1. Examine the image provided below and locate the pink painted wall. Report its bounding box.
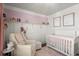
[4,8,48,24]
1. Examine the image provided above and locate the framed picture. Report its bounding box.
[63,12,75,26]
[53,16,61,27]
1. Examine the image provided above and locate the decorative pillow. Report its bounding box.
[15,32,26,45]
[21,32,27,40]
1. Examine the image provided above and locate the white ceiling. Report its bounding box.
[5,3,77,15]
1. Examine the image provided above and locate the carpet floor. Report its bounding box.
[35,46,65,56]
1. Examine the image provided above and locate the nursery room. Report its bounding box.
[0,3,79,56]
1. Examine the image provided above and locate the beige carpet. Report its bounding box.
[35,46,65,56]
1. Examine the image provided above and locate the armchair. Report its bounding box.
[9,32,36,56]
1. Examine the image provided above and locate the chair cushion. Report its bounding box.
[15,32,26,45]
[10,33,18,44]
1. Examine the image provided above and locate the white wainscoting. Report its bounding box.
[5,22,53,44]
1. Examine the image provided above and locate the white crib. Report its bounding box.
[47,35,79,56]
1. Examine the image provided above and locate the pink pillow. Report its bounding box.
[15,32,26,45]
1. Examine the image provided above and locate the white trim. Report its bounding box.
[4,4,47,17]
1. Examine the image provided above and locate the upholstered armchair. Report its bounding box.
[9,32,36,56]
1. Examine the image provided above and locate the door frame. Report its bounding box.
[0,3,3,56]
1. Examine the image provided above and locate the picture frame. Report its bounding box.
[63,12,75,26]
[53,16,61,27]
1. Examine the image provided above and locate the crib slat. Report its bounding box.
[68,40,71,55]
[71,40,74,56]
[70,41,72,55]
[55,39,57,48]
[66,40,67,54]
[60,39,61,50]
[62,39,64,52]
[64,40,66,53]
[67,40,69,54]
[59,39,60,50]
[60,39,62,51]
[56,39,58,49]
[57,39,59,49]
